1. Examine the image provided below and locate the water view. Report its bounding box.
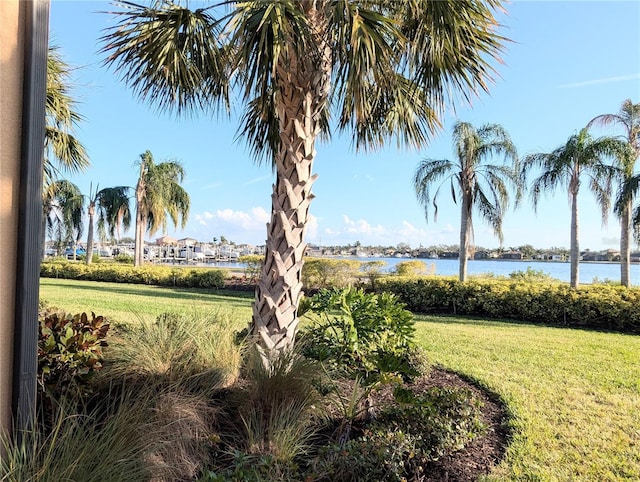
[203,257,637,286]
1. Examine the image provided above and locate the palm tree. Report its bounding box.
[45,46,90,188]
[587,100,640,287]
[41,47,91,259]
[43,179,84,258]
[522,128,628,288]
[413,122,520,281]
[85,184,132,265]
[133,151,190,266]
[100,0,508,357]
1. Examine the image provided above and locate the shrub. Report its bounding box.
[38,310,109,402]
[300,288,421,381]
[394,260,436,276]
[375,277,640,333]
[302,258,361,290]
[239,255,264,282]
[382,386,486,460]
[41,260,225,289]
[508,266,557,282]
[308,385,485,482]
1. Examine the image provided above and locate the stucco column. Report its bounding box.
[0,0,49,438]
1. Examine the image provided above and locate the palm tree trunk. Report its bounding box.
[85,202,95,265]
[134,211,145,266]
[134,164,145,266]
[620,200,632,287]
[458,194,471,282]
[250,7,330,361]
[570,189,579,288]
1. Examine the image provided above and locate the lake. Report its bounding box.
[198,257,638,285]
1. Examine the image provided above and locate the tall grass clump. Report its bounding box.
[1,393,152,482]
[103,309,243,393]
[238,347,321,461]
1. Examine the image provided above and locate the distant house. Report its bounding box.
[582,251,608,262]
[631,252,640,262]
[155,235,177,246]
[474,251,490,260]
[544,252,565,261]
[178,237,198,247]
[500,251,522,260]
[440,251,459,259]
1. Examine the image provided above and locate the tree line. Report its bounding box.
[414,105,639,288]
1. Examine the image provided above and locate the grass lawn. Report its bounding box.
[39,278,640,481]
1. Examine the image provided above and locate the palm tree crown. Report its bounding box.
[85,185,132,265]
[413,121,520,281]
[133,150,190,266]
[45,46,90,187]
[522,128,627,288]
[100,0,510,356]
[43,179,84,257]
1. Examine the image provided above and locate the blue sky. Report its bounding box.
[49,0,640,250]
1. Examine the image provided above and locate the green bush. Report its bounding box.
[239,255,264,282]
[382,386,486,460]
[302,258,361,290]
[300,287,421,381]
[41,260,225,289]
[38,310,109,401]
[394,260,435,276]
[375,277,640,333]
[308,386,485,481]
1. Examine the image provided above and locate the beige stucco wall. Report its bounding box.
[0,0,25,435]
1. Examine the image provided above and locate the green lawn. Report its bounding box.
[39,278,640,481]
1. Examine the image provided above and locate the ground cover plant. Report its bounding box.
[36,278,640,480]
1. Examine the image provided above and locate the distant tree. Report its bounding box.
[588,99,640,287]
[133,151,190,266]
[522,128,627,288]
[413,122,520,282]
[85,184,132,265]
[43,179,84,258]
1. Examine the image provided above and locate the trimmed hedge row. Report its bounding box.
[41,261,225,289]
[375,277,640,333]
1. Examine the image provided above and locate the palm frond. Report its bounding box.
[100,0,230,115]
[400,0,506,108]
[413,158,455,222]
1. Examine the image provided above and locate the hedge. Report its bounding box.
[41,261,225,289]
[375,277,640,333]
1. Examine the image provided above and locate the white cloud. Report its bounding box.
[342,215,387,237]
[243,175,272,186]
[557,73,640,89]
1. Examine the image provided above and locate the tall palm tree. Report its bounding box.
[413,122,520,281]
[41,47,91,259]
[43,179,84,258]
[522,128,628,288]
[45,46,90,188]
[85,184,132,265]
[133,151,190,266]
[100,0,509,358]
[587,99,640,287]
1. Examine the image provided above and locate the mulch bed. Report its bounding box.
[415,367,509,481]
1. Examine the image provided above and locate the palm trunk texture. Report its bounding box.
[250,5,330,359]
